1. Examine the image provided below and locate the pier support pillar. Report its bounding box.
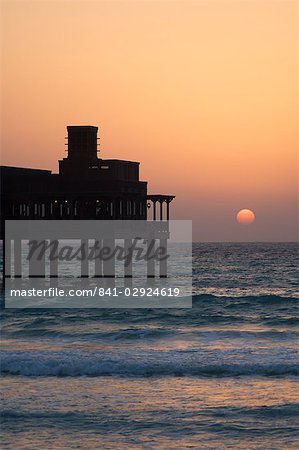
[80,239,89,277]
[147,239,155,278]
[103,238,115,278]
[28,240,46,278]
[94,240,103,277]
[124,239,133,278]
[159,238,167,278]
[4,238,11,278]
[49,240,58,277]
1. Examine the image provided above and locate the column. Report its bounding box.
[103,238,115,278]
[28,240,46,278]
[159,238,168,278]
[160,200,163,221]
[147,238,155,278]
[80,239,89,277]
[153,201,157,221]
[14,239,22,278]
[166,201,170,221]
[49,240,58,278]
[4,238,11,277]
[124,239,133,278]
[94,240,103,277]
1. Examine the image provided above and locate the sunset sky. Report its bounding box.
[1,1,298,241]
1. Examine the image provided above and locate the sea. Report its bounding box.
[1,242,298,449]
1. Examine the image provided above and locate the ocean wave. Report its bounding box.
[1,410,79,420]
[192,294,299,304]
[206,403,299,419]
[3,327,299,342]
[1,349,298,378]
[2,403,298,421]
[1,293,297,323]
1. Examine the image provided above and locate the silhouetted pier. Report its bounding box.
[1,126,175,280]
[0,125,174,236]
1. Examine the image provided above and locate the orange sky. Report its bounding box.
[1,1,298,241]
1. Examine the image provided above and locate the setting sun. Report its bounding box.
[236,209,255,225]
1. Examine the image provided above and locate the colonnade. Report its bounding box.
[8,195,174,221]
[9,198,147,220]
[5,236,168,279]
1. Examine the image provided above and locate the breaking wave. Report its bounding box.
[1,349,298,378]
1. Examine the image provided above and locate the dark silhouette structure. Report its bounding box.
[0,126,175,238]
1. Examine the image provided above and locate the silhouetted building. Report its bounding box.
[0,125,174,238]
